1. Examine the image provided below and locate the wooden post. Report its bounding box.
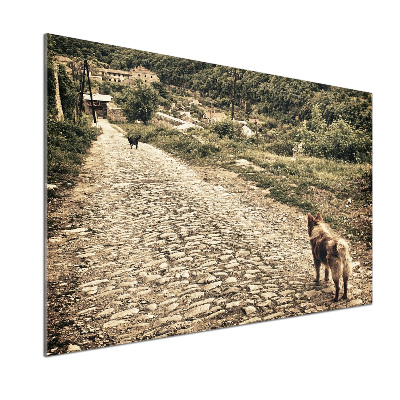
[85,59,97,124]
[231,68,237,120]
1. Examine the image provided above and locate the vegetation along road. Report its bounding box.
[46,119,372,355]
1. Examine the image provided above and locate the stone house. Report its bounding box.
[98,66,159,85]
[130,66,160,84]
[98,68,132,84]
[83,93,113,118]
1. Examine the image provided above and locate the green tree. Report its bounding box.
[47,58,57,118]
[308,104,327,134]
[151,81,170,99]
[121,80,158,124]
[109,59,120,70]
[58,64,76,121]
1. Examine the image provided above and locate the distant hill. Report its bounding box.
[47,34,372,156]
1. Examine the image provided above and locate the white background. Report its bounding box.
[1,1,398,398]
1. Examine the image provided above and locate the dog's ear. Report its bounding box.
[307,213,316,227]
[316,212,323,221]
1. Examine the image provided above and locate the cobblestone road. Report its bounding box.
[46,119,372,355]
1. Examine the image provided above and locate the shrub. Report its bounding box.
[196,142,221,157]
[263,116,278,130]
[210,120,243,139]
[326,119,371,163]
[47,117,100,183]
[170,108,180,118]
[187,104,204,120]
[292,117,371,163]
[163,135,220,159]
[265,139,296,156]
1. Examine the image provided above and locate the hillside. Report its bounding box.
[47,33,372,151]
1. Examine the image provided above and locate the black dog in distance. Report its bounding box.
[128,135,141,149]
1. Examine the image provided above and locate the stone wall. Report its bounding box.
[54,64,64,121]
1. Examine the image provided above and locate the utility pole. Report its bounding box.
[231,68,237,120]
[78,60,97,123]
[85,59,97,124]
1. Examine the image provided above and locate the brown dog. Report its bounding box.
[307,212,353,302]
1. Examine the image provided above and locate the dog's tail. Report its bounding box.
[337,239,353,279]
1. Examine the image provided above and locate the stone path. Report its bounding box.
[46,119,372,355]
